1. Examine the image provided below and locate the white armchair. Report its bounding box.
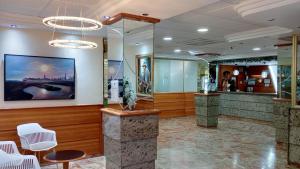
[17,123,57,152]
[0,141,41,169]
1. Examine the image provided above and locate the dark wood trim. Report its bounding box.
[103,13,160,25]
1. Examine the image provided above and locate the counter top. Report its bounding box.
[101,108,160,117]
[194,93,220,96]
[272,97,291,102]
[217,91,276,96]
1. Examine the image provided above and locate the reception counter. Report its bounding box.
[218,92,275,121]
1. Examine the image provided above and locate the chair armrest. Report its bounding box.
[0,141,19,154]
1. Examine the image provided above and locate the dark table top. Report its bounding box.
[43,150,86,163]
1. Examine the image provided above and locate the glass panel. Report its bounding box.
[277,46,292,99]
[154,59,184,92]
[297,35,300,104]
[105,20,124,104]
[123,19,154,98]
[184,61,197,92]
[197,60,209,93]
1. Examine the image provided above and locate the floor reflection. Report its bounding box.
[42,116,299,169]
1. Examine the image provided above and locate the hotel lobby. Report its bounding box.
[0,0,300,169]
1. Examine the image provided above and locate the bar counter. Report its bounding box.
[218,91,276,121]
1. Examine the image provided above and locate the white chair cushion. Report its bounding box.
[0,150,23,166]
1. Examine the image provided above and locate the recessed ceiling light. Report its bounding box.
[103,16,111,19]
[197,28,208,32]
[135,43,141,46]
[10,24,17,28]
[252,47,261,51]
[163,36,173,41]
[174,49,181,53]
[267,18,275,21]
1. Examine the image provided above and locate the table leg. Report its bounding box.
[63,162,69,169]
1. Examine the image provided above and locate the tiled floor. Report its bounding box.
[42,116,299,169]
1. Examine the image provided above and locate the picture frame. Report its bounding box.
[135,54,154,97]
[4,54,75,101]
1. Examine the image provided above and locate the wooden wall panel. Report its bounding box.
[154,93,195,118]
[0,105,103,157]
[184,93,195,116]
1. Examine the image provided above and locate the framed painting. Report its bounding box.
[4,54,75,101]
[136,55,153,97]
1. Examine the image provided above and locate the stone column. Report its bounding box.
[289,108,300,166]
[272,98,291,147]
[101,108,159,169]
[194,93,220,128]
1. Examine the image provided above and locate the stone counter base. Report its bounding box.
[102,109,159,169]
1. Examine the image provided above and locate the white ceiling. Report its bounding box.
[153,0,299,61]
[0,0,219,33]
[0,0,299,61]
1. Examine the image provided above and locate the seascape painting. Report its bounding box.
[4,54,75,101]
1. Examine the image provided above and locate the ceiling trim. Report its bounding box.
[224,26,292,42]
[235,0,300,17]
[103,13,160,25]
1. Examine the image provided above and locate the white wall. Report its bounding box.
[0,27,103,109]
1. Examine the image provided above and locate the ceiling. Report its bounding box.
[0,0,299,61]
[0,0,219,34]
[153,0,300,61]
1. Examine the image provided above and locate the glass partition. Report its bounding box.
[105,20,124,104]
[154,58,209,93]
[296,35,300,104]
[123,19,154,98]
[277,46,292,99]
[154,59,184,92]
[104,16,156,106]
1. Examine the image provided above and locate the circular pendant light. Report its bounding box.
[43,16,103,31]
[49,39,97,49]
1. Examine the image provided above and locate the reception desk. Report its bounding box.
[218,92,275,121]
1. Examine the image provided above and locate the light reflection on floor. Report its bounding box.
[42,116,299,169]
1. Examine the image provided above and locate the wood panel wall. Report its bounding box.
[0,105,103,156]
[154,92,195,118]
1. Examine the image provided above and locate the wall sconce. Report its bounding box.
[233,69,239,76]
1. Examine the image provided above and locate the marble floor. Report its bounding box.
[42,116,299,169]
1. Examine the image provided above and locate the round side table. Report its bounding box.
[43,150,86,169]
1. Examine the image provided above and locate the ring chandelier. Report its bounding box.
[49,39,98,49]
[43,16,103,31]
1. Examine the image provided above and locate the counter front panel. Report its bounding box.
[219,92,274,121]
